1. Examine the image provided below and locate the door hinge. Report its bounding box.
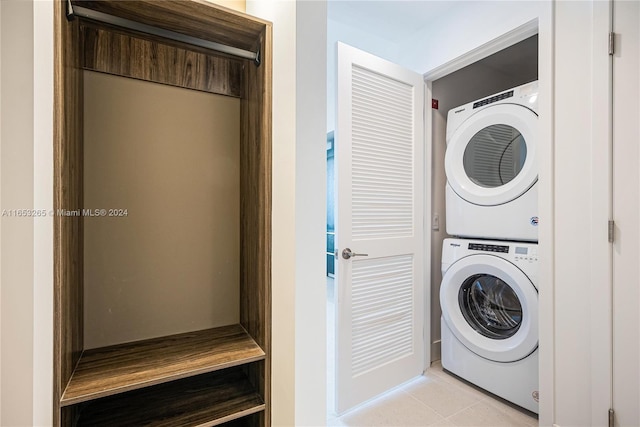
[609,408,615,427]
[609,32,616,55]
[608,220,615,243]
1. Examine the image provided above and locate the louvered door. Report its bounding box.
[335,42,425,414]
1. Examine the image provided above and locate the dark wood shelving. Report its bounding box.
[61,324,265,406]
[75,367,265,427]
[54,0,272,424]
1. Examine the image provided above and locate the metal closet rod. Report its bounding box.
[66,0,261,66]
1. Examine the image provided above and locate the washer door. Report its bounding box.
[440,254,538,362]
[445,104,538,206]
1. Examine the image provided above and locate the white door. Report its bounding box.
[612,1,640,425]
[335,42,425,414]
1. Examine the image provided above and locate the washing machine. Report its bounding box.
[440,238,539,413]
[445,81,539,242]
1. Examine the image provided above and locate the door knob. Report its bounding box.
[342,248,369,260]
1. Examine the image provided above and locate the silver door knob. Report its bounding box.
[342,248,369,259]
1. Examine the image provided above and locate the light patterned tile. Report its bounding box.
[426,362,463,386]
[339,390,443,427]
[482,395,538,426]
[428,418,456,427]
[429,360,445,372]
[403,375,481,417]
[427,364,499,402]
[447,401,535,426]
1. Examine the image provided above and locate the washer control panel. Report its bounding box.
[465,242,539,262]
[513,245,538,263]
[468,243,509,253]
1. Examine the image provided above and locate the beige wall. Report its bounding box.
[0,1,36,426]
[83,71,240,348]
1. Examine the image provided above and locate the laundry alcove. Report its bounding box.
[53,1,272,426]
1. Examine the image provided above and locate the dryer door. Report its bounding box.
[440,254,538,362]
[445,104,537,206]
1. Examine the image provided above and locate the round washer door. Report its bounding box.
[440,254,538,362]
[445,104,538,206]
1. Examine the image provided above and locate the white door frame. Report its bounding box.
[423,16,557,426]
[612,0,640,424]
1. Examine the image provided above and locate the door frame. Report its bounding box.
[423,16,557,426]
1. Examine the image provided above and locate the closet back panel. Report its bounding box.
[83,71,240,348]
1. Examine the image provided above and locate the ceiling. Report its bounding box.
[327,1,460,44]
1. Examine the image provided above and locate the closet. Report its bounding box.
[53,1,272,426]
[429,35,538,362]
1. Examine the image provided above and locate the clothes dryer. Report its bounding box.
[440,238,539,413]
[445,81,538,241]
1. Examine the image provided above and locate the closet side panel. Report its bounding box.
[240,24,272,427]
[53,1,84,424]
[83,72,241,348]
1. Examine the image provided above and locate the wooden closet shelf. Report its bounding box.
[75,367,265,427]
[61,324,265,406]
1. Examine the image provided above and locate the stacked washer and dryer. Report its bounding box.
[440,81,540,413]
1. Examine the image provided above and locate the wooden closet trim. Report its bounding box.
[81,24,244,97]
[53,0,84,424]
[71,0,269,52]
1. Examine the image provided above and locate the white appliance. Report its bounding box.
[440,238,539,413]
[445,81,539,242]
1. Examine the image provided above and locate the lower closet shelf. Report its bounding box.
[61,324,265,405]
[75,368,265,427]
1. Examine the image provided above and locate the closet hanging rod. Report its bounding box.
[66,0,261,66]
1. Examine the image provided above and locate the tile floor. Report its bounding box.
[326,277,538,427]
[326,361,538,427]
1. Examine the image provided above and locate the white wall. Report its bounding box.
[327,1,543,133]
[295,1,327,426]
[397,1,543,74]
[245,1,297,425]
[248,2,328,425]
